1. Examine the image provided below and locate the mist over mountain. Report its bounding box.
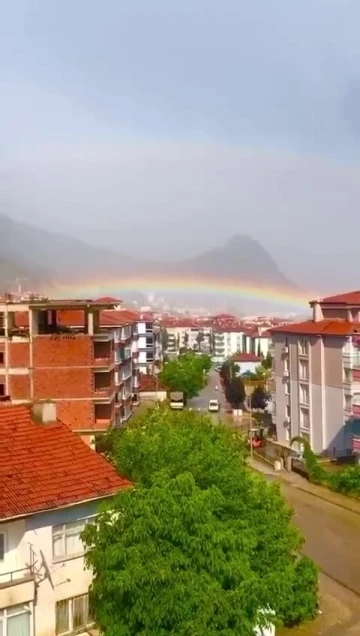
[0,215,301,308]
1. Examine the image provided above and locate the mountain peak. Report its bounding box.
[222,234,259,250]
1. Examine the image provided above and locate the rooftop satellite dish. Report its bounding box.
[39,549,54,590]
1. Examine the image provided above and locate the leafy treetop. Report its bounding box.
[159,352,211,399]
[85,408,319,635]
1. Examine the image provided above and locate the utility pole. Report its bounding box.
[249,385,253,459]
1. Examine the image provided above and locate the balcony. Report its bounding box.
[0,559,35,609]
[352,404,360,417]
[281,345,289,356]
[122,372,132,383]
[343,351,360,369]
[283,369,290,377]
[93,357,114,371]
[93,384,115,401]
[93,331,113,342]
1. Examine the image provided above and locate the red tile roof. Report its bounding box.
[232,353,261,362]
[139,375,168,392]
[95,296,122,304]
[0,404,131,520]
[311,291,360,305]
[270,319,360,337]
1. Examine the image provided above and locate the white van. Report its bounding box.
[208,399,220,412]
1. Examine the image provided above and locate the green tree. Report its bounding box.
[251,385,270,410]
[84,409,319,635]
[183,330,189,349]
[159,353,210,399]
[195,329,205,351]
[261,351,273,370]
[219,359,239,384]
[224,376,246,408]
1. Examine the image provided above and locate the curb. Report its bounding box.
[249,463,360,517]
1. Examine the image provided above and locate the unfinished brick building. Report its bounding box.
[0,297,116,445]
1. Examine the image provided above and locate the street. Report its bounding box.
[188,368,227,411]
[193,371,360,634]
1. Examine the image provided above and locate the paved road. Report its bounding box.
[193,375,360,598]
[188,369,226,410]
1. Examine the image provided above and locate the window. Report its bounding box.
[298,338,308,356]
[285,405,291,419]
[56,594,93,635]
[52,520,90,560]
[0,533,4,561]
[284,359,289,374]
[0,604,30,636]
[285,381,290,395]
[0,384,4,397]
[0,352,4,364]
[299,360,309,381]
[300,407,310,430]
[299,384,309,405]
[344,368,352,383]
[345,395,352,410]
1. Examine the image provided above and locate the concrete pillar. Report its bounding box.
[86,310,94,335]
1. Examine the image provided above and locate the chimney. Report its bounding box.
[313,300,323,323]
[32,401,57,424]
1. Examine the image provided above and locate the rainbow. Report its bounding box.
[50,275,312,310]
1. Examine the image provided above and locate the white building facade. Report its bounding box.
[0,500,103,636]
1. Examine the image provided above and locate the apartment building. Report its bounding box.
[0,297,117,445]
[135,313,163,373]
[213,328,246,362]
[0,402,130,636]
[270,290,360,455]
[55,308,139,425]
[162,318,213,357]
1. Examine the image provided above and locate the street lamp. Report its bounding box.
[152,319,161,401]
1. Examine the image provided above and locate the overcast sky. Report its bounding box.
[1,0,360,289]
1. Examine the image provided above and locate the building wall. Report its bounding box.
[273,331,349,454]
[0,500,106,635]
[32,335,93,367]
[56,401,95,431]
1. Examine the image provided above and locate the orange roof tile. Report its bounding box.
[270,319,360,337]
[232,353,261,363]
[312,291,360,305]
[0,404,130,520]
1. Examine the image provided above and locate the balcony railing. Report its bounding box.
[122,367,132,381]
[0,548,36,588]
[93,331,113,342]
[343,352,360,369]
[93,357,113,369]
[352,404,360,417]
[0,564,35,587]
[93,384,115,400]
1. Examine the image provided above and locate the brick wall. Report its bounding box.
[33,368,93,399]
[9,375,31,400]
[8,342,30,367]
[32,335,93,367]
[56,400,94,431]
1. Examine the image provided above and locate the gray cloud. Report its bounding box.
[1,1,360,294]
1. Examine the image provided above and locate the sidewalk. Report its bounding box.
[249,457,360,516]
